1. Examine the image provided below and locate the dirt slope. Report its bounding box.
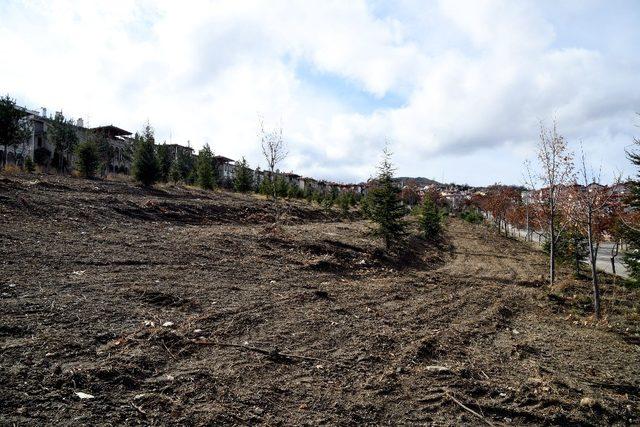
[1,174,639,425]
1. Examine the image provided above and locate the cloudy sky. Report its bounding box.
[1,0,639,185]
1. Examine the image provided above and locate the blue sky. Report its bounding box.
[1,0,639,185]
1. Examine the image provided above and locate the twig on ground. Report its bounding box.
[131,402,147,415]
[161,341,177,360]
[445,391,495,426]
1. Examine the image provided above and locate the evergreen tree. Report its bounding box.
[169,159,181,183]
[0,95,31,169]
[91,131,113,176]
[287,184,302,199]
[623,134,640,283]
[174,148,194,182]
[259,174,273,196]
[304,187,313,202]
[543,229,588,277]
[132,124,160,186]
[197,143,215,190]
[330,186,339,203]
[75,140,100,178]
[419,194,442,240]
[156,143,172,182]
[274,175,289,197]
[338,193,350,215]
[233,157,253,192]
[312,191,324,204]
[48,111,78,173]
[368,146,407,249]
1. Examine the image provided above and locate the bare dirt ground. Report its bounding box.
[1,174,639,425]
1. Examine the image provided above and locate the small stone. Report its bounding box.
[162,321,174,328]
[512,329,520,335]
[193,329,203,334]
[425,365,450,373]
[580,397,597,408]
[75,391,95,399]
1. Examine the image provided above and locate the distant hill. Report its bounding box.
[394,177,441,187]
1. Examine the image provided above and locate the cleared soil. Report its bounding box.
[1,174,639,425]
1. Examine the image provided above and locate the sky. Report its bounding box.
[1,0,639,185]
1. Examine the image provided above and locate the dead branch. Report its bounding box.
[445,391,495,426]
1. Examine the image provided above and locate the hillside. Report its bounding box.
[1,174,639,425]
[394,176,442,187]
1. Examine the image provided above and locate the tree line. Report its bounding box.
[459,120,640,319]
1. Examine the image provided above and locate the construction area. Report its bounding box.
[1,175,639,425]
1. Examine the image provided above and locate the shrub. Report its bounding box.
[419,195,442,240]
[338,193,350,215]
[1,164,21,175]
[460,210,483,224]
[24,156,35,173]
[75,140,100,178]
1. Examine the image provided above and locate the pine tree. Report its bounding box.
[623,134,640,283]
[259,175,273,196]
[174,148,194,182]
[48,111,79,173]
[368,146,407,249]
[132,124,160,186]
[0,95,31,169]
[419,194,442,240]
[169,159,181,183]
[75,140,100,178]
[274,175,289,198]
[338,193,350,215]
[197,144,215,190]
[156,143,172,182]
[233,157,253,192]
[92,131,113,176]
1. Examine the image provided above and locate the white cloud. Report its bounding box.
[1,0,638,184]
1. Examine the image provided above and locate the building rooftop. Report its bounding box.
[91,125,132,137]
[163,143,194,152]
[213,155,234,163]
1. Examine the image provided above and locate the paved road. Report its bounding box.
[506,226,629,278]
[597,242,628,278]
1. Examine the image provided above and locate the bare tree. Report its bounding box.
[524,120,574,286]
[569,147,620,319]
[260,118,287,222]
